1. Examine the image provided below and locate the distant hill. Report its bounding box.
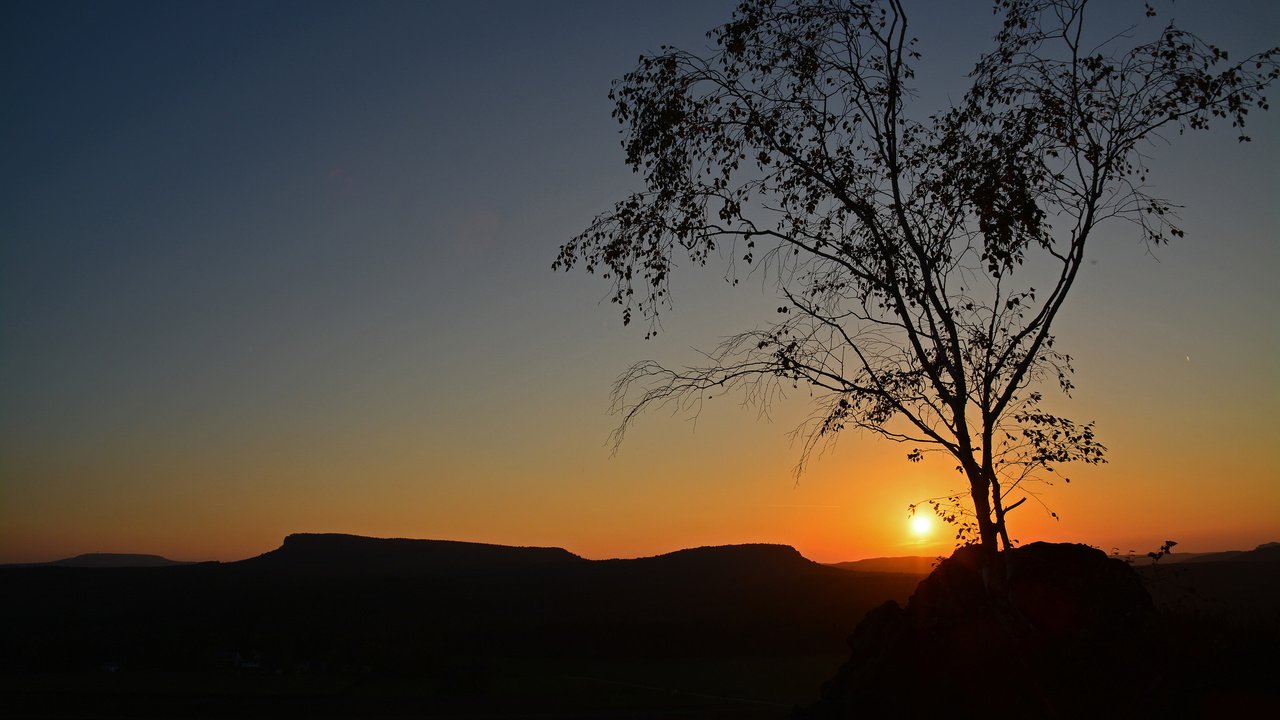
[610,543,827,576]
[1109,541,1280,565]
[1172,541,1280,564]
[229,534,834,581]
[830,555,938,575]
[0,533,924,675]
[1137,541,1280,623]
[4,553,192,568]
[231,532,584,575]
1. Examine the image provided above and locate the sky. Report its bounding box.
[2,0,1277,564]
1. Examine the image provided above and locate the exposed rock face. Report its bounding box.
[799,542,1161,719]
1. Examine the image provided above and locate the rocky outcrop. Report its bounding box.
[799,542,1161,719]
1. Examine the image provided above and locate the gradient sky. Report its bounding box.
[2,1,1277,564]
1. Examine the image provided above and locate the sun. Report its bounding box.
[910,514,932,537]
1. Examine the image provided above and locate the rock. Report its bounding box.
[798,542,1161,719]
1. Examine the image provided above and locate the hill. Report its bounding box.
[3,553,192,568]
[0,533,925,717]
[7,535,1275,717]
[829,555,936,575]
[1171,541,1280,565]
[0,532,921,661]
[1137,541,1280,621]
[232,532,584,575]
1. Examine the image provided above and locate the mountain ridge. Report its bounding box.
[0,534,929,677]
[10,535,1277,572]
[829,555,939,575]
[228,533,836,579]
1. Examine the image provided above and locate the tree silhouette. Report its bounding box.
[555,0,1277,552]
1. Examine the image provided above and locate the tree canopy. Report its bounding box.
[554,0,1277,552]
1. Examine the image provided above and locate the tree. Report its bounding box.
[554,0,1277,553]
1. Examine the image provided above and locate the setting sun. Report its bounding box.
[910,514,932,537]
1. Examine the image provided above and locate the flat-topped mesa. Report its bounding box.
[51,553,188,568]
[228,535,827,578]
[234,533,584,576]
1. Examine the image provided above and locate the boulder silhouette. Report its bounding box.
[799,542,1161,719]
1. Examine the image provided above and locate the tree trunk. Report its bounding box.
[988,466,1013,552]
[967,473,998,554]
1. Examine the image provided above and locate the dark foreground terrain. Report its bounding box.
[2,535,1276,718]
[2,534,921,718]
[805,542,1280,719]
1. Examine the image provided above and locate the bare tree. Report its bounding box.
[554,0,1277,553]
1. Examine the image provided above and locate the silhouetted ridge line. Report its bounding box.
[232,533,584,575]
[53,553,189,568]
[830,555,937,575]
[604,543,838,578]
[227,535,834,579]
[1176,541,1280,564]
